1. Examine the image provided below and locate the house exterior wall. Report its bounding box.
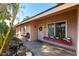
[29,21,38,41]
[16,23,31,40]
[16,9,77,50]
[77,7,79,55]
[34,9,77,50]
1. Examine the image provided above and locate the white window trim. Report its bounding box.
[47,20,67,38]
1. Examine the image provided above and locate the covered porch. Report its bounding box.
[22,40,76,56]
[28,5,78,51]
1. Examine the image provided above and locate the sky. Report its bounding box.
[15,3,57,24]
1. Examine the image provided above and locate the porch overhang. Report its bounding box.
[16,3,79,27]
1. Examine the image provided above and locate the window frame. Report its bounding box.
[48,23,55,38]
[47,20,67,38]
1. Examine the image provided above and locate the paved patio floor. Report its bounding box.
[22,40,76,56]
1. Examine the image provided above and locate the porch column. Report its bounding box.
[77,7,79,56]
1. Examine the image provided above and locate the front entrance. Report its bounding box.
[38,25,44,40]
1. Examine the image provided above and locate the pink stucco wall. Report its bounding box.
[16,8,77,50]
[26,9,77,50]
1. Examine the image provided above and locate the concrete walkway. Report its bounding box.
[22,40,76,56]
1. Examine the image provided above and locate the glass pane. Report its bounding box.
[23,26,25,34]
[55,22,65,38]
[48,24,54,38]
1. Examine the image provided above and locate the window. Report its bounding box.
[20,27,21,33]
[16,29,19,33]
[55,22,65,38]
[48,21,66,38]
[23,26,25,34]
[48,23,55,38]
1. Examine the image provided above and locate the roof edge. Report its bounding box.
[16,3,63,26]
[16,3,78,27]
